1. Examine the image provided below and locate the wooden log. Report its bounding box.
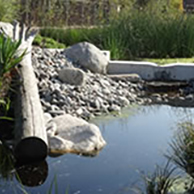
[0,22,48,163]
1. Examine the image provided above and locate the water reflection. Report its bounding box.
[0,143,49,189]
[138,120,194,193]
[2,105,194,193]
[0,144,14,180]
[16,160,48,187]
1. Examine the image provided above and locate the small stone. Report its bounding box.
[46,121,57,137]
[76,108,83,116]
[51,105,60,111]
[44,113,52,124]
[186,94,193,101]
[49,110,66,116]
[108,104,121,112]
[118,96,129,107]
[45,94,52,102]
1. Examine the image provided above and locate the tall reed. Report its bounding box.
[40,5,194,60]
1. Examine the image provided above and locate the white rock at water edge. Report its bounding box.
[47,114,106,155]
[64,42,108,74]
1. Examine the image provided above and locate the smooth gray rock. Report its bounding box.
[48,114,106,155]
[58,68,86,85]
[64,42,108,74]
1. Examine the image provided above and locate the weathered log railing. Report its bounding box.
[0,21,48,163]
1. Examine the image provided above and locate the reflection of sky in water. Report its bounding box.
[1,105,194,194]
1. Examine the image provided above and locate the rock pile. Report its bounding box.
[32,47,147,120]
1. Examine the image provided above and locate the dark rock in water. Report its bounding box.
[144,81,189,93]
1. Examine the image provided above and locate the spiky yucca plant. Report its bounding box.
[0,34,26,97]
[0,34,26,77]
[0,33,26,116]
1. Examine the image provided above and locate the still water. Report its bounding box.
[1,105,194,194]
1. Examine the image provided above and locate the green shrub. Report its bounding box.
[33,34,66,49]
[39,27,104,48]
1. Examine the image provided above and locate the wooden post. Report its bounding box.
[0,22,48,163]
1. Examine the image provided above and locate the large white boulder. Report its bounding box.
[64,42,108,74]
[58,67,86,85]
[47,114,106,155]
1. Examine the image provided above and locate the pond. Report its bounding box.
[1,105,194,194]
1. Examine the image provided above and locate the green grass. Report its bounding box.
[33,34,66,49]
[39,27,103,48]
[142,58,194,65]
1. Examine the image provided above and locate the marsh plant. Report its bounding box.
[136,161,177,194]
[166,122,194,179]
[39,0,194,60]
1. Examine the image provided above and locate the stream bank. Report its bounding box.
[32,47,194,121]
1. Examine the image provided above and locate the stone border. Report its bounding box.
[107,60,194,81]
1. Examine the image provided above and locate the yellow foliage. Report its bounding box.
[170,0,183,10]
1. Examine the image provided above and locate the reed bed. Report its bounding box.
[40,8,194,60]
